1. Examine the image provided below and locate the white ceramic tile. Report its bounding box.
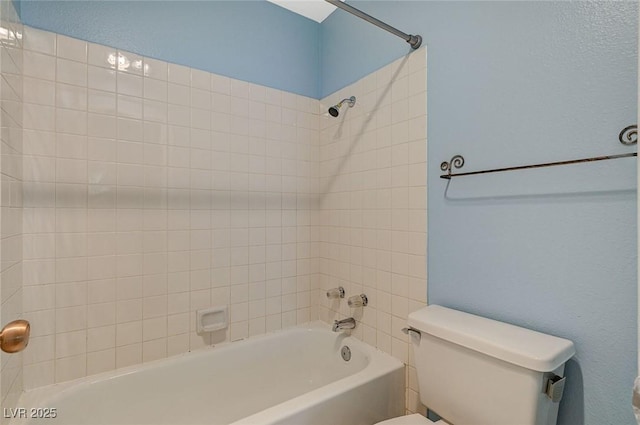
[264,87,281,106]
[88,254,117,278]
[56,83,87,110]
[168,83,189,106]
[143,99,168,124]
[88,43,117,69]
[23,335,54,365]
[116,321,142,346]
[231,97,248,117]
[23,26,56,55]
[211,93,230,114]
[191,108,210,130]
[167,63,190,86]
[248,84,266,102]
[55,330,87,358]
[88,114,116,139]
[56,208,87,233]
[144,77,167,102]
[210,73,230,95]
[143,317,167,341]
[23,77,55,105]
[24,361,55,390]
[23,284,55,311]
[87,349,115,375]
[87,325,116,352]
[88,66,116,92]
[117,117,143,142]
[408,48,427,74]
[407,92,426,119]
[57,34,87,63]
[57,58,87,86]
[87,233,116,258]
[230,79,249,99]
[117,95,143,120]
[117,72,143,97]
[55,232,87,258]
[144,121,168,145]
[23,129,55,156]
[56,108,87,135]
[142,338,167,362]
[23,50,56,80]
[116,343,142,368]
[168,104,189,127]
[23,104,53,133]
[88,278,116,303]
[56,306,87,333]
[23,156,55,182]
[191,69,209,90]
[143,57,167,81]
[88,89,116,115]
[191,88,210,110]
[117,50,144,75]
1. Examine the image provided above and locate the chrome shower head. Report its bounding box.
[328,96,356,117]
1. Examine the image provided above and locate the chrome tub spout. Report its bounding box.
[332,317,356,332]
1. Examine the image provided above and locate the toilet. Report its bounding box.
[376,305,576,425]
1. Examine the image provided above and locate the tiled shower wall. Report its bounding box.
[20,26,321,389]
[0,0,23,418]
[17,25,427,400]
[318,51,427,414]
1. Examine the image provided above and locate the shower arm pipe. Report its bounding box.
[325,0,422,49]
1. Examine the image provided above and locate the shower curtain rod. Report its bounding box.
[325,0,422,49]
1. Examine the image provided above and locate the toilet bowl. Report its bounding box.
[376,414,447,424]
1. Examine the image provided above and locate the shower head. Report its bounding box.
[328,96,356,117]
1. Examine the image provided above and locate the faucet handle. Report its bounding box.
[332,319,340,332]
[326,287,345,299]
[348,294,368,307]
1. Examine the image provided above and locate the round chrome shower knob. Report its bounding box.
[326,287,345,299]
[348,294,368,308]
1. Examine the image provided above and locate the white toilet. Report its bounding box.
[376,305,576,425]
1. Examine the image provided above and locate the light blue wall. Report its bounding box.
[19,0,320,98]
[11,0,19,18]
[322,2,637,424]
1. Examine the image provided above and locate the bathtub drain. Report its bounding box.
[341,346,351,361]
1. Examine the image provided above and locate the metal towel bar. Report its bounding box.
[440,125,637,180]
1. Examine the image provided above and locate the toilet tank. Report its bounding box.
[408,306,575,425]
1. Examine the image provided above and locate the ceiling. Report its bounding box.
[266,0,340,23]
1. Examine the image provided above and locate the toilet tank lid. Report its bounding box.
[408,305,576,372]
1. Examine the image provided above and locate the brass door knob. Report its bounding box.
[0,319,30,353]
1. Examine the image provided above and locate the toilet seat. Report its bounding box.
[375,414,448,425]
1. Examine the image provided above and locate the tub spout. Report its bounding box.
[332,317,356,332]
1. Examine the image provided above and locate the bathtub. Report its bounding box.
[11,322,405,425]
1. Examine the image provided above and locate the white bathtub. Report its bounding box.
[11,322,405,425]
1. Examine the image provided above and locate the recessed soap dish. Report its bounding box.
[196,306,228,334]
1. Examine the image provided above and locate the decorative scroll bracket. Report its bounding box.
[440,155,465,180]
[619,125,637,145]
